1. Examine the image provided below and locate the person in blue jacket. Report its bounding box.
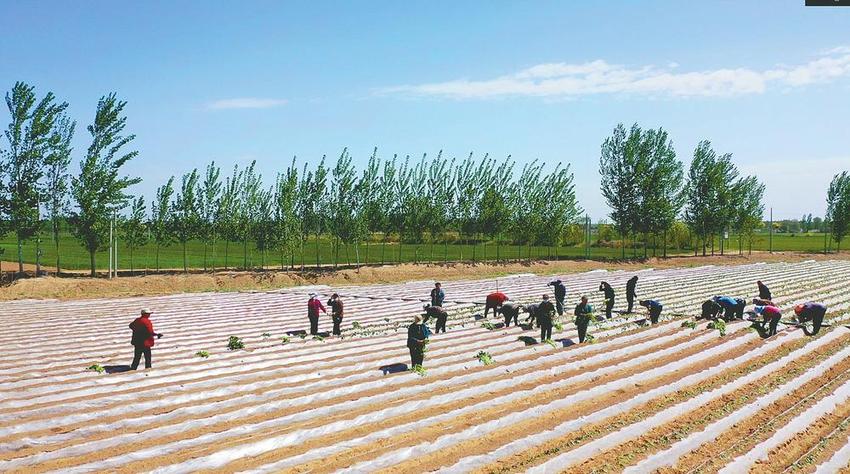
[713,296,746,321]
[701,299,723,320]
[407,314,431,368]
[639,299,664,324]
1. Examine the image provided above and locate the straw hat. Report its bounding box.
[141,308,152,315]
[414,314,423,323]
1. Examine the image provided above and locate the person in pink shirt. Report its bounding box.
[307,293,327,335]
[754,304,782,337]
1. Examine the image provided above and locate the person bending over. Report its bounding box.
[639,299,663,324]
[484,291,509,318]
[599,281,615,319]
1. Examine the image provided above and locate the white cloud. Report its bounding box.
[380,47,850,100]
[206,98,288,110]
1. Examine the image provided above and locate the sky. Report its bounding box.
[1,0,849,220]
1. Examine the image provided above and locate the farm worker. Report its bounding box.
[407,314,431,368]
[599,281,615,319]
[639,299,663,324]
[129,308,162,370]
[626,276,639,313]
[754,305,782,337]
[523,303,540,327]
[574,296,593,343]
[430,282,445,307]
[757,280,772,301]
[795,302,828,335]
[327,293,344,336]
[423,304,449,334]
[713,296,745,321]
[484,291,509,318]
[537,294,556,342]
[499,302,522,327]
[548,280,567,316]
[700,299,723,320]
[307,293,326,335]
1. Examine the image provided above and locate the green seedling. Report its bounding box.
[681,320,697,329]
[312,335,325,342]
[476,350,494,365]
[87,364,105,374]
[411,364,427,376]
[352,321,362,329]
[281,336,290,345]
[299,333,307,339]
[195,350,210,358]
[554,322,564,332]
[545,338,558,349]
[482,321,496,330]
[227,335,245,350]
[261,332,271,338]
[585,334,597,344]
[707,319,727,337]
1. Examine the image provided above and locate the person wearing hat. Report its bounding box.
[599,281,615,319]
[626,276,639,313]
[327,293,344,336]
[574,296,594,343]
[430,282,445,307]
[754,304,782,337]
[407,314,431,368]
[423,304,448,333]
[547,280,567,316]
[639,299,663,324]
[537,294,556,342]
[307,293,327,335]
[795,302,827,336]
[129,308,162,370]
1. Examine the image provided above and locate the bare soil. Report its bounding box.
[2,252,847,301]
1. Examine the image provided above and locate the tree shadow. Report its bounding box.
[379,363,409,375]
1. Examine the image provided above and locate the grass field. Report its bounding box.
[0,229,839,272]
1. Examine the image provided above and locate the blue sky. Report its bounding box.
[2,0,849,220]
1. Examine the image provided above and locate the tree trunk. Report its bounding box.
[203,242,208,271]
[17,238,23,274]
[89,249,96,277]
[54,226,61,275]
[156,245,160,272]
[315,233,320,269]
[381,237,386,265]
[225,240,230,270]
[183,241,188,273]
[244,238,249,269]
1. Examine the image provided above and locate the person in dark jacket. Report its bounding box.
[700,299,723,320]
[713,296,745,321]
[523,303,540,327]
[752,297,773,307]
[430,282,445,307]
[307,293,327,335]
[626,276,638,313]
[548,280,567,316]
[795,302,828,336]
[537,294,556,341]
[327,293,344,336]
[423,304,449,333]
[574,296,593,343]
[757,280,772,301]
[407,314,431,368]
[639,299,663,324]
[599,281,615,319]
[499,302,521,327]
[129,308,162,370]
[484,291,509,318]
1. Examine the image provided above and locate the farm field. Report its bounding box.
[2,260,850,472]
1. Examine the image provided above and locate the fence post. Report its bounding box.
[769,208,773,254]
[108,213,113,278]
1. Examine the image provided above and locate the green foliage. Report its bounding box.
[195,350,210,358]
[352,321,362,329]
[707,319,727,336]
[585,334,596,344]
[482,321,496,330]
[411,364,427,376]
[122,196,147,272]
[281,336,290,345]
[87,364,105,373]
[69,93,141,275]
[172,168,201,272]
[475,350,494,365]
[681,320,697,329]
[261,332,271,338]
[827,171,850,250]
[227,335,244,350]
[545,338,558,348]
[312,335,325,341]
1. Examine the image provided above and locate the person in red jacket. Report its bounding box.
[307,293,327,335]
[484,291,509,318]
[129,308,162,370]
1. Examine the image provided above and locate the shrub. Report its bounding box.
[87,364,105,374]
[227,336,245,350]
[681,320,697,329]
[195,350,210,358]
[476,350,494,365]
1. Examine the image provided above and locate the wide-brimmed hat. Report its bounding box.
[308,292,317,298]
[414,314,423,323]
[141,308,152,315]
